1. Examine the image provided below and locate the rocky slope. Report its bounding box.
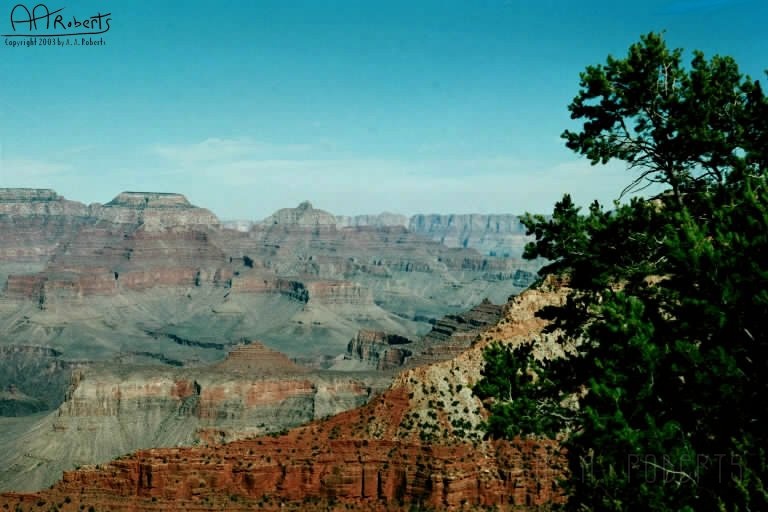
[0,295,514,492]
[341,298,506,371]
[0,342,391,493]
[0,345,85,415]
[262,201,336,226]
[0,189,91,264]
[0,189,543,490]
[344,330,415,371]
[0,279,571,510]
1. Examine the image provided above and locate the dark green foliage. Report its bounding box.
[474,343,573,438]
[475,32,768,511]
[561,31,760,201]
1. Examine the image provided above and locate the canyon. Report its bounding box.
[0,188,539,404]
[0,188,555,507]
[0,288,522,492]
[0,277,571,511]
[0,341,393,493]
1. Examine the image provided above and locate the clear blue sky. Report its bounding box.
[1,0,765,219]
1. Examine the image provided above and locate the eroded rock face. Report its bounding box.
[4,426,563,511]
[409,213,532,258]
[2,189,538,313]
[104,192,194,208]
[263,201,337,227]
[4,226,227,304]
[1,190,224,303]
[344,298,506,370]
[0,342,387,492]
[225,276,374,307]
[0,189,89,217]
[92,192,220,230]
[0,346,84,414]
[306,280,374,306]
[346,330,414,370]
[0,189,542,434]
[0,189,91,262]
[0,282,572,510]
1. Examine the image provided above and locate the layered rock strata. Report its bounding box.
[344,298,505,370]
[346,330,414,370]
[0,342,389,492]
[0,280,572,510]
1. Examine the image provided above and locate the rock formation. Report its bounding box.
[0,190,544,423]
[92,191,220,230]
[262,201,336,226]
[342,298,506,371]
[0,189,549,501]
[0,345,84,414]
[409,213,533,258]
[0,280,572,510]
[0,189,91,265]
[227,206,534,258]
[0,341,391,492]
[345,330,414,370]
[336,212,409,228]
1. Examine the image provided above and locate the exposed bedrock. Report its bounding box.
[0,342,389,493]
[344,298,505,370]
[0,189,91,263]
[0,282,572,510]
[91,191,220,230]
[335,212,409,228]
[346,330,414,370]
[262,201,336,227]
[408,213,532,258]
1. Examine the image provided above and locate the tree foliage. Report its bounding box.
[562,31,763,200]
[474,343,572,439]
[475,32,768,511]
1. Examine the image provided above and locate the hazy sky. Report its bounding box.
[1,0,765,219]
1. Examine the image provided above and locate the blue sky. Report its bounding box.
[1,0,765,219]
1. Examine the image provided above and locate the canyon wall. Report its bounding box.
[0,342,388,493]
[409,213,532,258]
[227,204,535,258]
[0,189,91,262]
[0,191,541,421]
[346,330,414,370]
[336,212,409,228]
[343,298,506,371]
[0,280,571,510]
[92,192,220,230]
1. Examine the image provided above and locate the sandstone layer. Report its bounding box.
[0,342,390,493]
[0,280,571,510]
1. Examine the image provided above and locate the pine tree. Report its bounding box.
[474,33,768,511]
